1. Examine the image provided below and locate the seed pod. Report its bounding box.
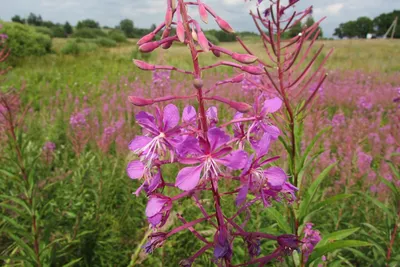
[129,96,154,106]
[198,3,208,24]
[215,16,234,33]
[139,41,160,53]
[177,21,185,43]
[232,53,258,64]
[137,32,155,46]
[193,78,204,89]
[197,31,209,52]
[133,60,155,71]
[241,65,264,75]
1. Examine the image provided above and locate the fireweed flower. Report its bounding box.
[213,227,232,262]
[301,223,322,262]
[42,141,56,152]
[175,127,248,191]
[236,137,298,207]
[128,104,182,163]
[145,194,172,228]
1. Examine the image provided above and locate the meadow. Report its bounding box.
[1,31,400,267]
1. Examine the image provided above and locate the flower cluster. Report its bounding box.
[301,223,322,263]
[126,0,331,265]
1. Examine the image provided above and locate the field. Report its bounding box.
[1,35,400,267]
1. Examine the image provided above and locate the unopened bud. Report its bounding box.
[198,3,208,24]
[165,7,173,27]
[137,32,156,46]
[197,31,209,52]
[229,101,252,113]
[177,22,185,43]
[212,49,221,57]
[192,28,198,41]
[232,53,258,64]
[129,96,154,106]
[139,41,160,53]
[215,16,234,33]
[193,78,204,89]
[241,65,264,75]
[231,73,246,83]
[133,60,155,71]
[161,28,172,49]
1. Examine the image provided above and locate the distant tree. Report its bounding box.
[77,19,100,29]
[42,20,55,28]
[333,24,344,39]
[119,19,134,37]
[11,15,25,24]
[64,22,73,35]
[304,16,323,39]
[150,24,157,31]
[373,10,400,38]
[355,17,373,38]
[27,13,43,26]
[288,21,303,38]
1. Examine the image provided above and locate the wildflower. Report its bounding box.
[214,227,232,262]
[246,237,261,258]
[42,141,56,152]
[175,128,248,191]
[277,234,301,255]
[145,194,172,228]
[301,223,321,263]
[70,112,87,128]
[128,104,182,162]
[143,232,167,254]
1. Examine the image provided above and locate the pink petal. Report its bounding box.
[148,214,163,227]
[127,160,145,179]
[207,128,230,151]
[145,197,168,217]
[216,150,248,170]
[236,184,248,206]
[175,165,203,191]
[265,167,287,190]
[128,136,152,151]
[262,97,282,114]
[182,105,197,123]
[163,104,180,131]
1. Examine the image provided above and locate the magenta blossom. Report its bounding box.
[175,128,248,191]
[145,194,172,228]
[129,104,182,162]
[301,223,321,262]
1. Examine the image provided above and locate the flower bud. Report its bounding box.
[137,32,156,46]
[133,60,155,71]
[229,101,252,113]
[191,28,198,41]
[165,7,173,27]
[277,234,301,255]
[232,53,258,64]
[161,28,173,49]
[198,3,208,23]
[143,232,167,254]
[241,65,264,75]
[197,31,209,52]
[231,73,246,83]
[128,96,154,106]
[193,78,204,89]
[177,21,185,43]
[215,16,234,33]
[139,41,160,53]
[212,49,221,57]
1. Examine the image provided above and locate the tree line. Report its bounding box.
[334,10,399,39]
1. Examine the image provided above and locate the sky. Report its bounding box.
[1,0,400,37]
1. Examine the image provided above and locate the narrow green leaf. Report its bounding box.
[264,207,291,233]
[357,192,394,218]
[62,257,82,267]
[308,240,371,263]
[311,194,354,213]
[0,195,32,215]
[298,162,337,221]
[297,126,331,173]
[317,228,360,247]
[8,232,38,264]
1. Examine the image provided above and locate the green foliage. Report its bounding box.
[34,26,53,37]
[64,22,73,35]
[0,22,51,63]
[61,40,99,55]
[71,28,107,39]
[11,15,25,24]
[119,19,135,38]
[204,33,220,45]
[94,37,117,48]
[374,10,400,38]
[52,26,67,38]
[131,46,152,61]
[205,29,236,42]
[77,19,100,29]
[108,29,127,43]
[288,21,303,38]
[27,12,43,26]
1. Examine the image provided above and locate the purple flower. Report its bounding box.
[42,141,56,152]
[143,232,167,254]
[145,194,172,228]
[331,114,345,127]
[70,112,87,128]
[301,223,321,263]
[214,227,232,262]
[236,146,297,207]
[277,234,301,255]
[175,128,248,191]
[128,104,182,161]
[246,237,261,258]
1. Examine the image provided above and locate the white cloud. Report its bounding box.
[314,3,344,16]
[222,0,244,6]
